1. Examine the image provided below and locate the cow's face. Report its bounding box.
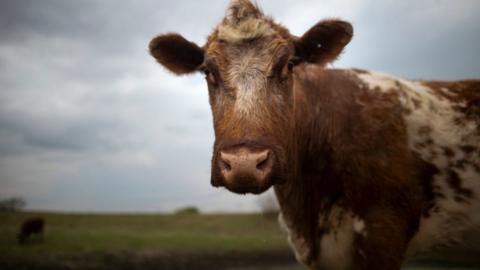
[149,0,352,194]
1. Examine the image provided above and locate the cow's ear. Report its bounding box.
[294,20,353,66]
[149,33,204,75]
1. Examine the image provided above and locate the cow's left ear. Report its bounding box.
[294,20,353,66]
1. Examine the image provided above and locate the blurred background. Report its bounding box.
[0,0,479,269]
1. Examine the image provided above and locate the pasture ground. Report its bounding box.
[0,212,478,270]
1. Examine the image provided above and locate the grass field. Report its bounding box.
[0,211,478,270]
[0,211,300,270]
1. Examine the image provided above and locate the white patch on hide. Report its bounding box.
[316,206,355,270]
[355,70,480,257]
[353,217,367,237]
[278,204,369,269]
[278,212,311,265]
[356,71,400,93]
[228,48,268,117]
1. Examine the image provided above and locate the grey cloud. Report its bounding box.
[339,0,480,79]
[0,108,123,153]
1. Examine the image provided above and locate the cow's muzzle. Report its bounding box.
[212,146,276,194]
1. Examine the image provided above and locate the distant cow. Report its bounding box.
[149,0,480,269]
[18,217,44,244]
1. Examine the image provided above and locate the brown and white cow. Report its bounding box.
[149,0,480,269]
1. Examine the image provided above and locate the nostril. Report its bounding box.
[256,158,268,170]
[256,150,271,170]
[221,159,232,171]
[219,152,232,171]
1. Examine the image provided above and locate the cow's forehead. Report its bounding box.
[208,36,291,98]
[209,36,283,61]
[224,43,270,92]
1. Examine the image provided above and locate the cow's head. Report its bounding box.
[149,0,352,194]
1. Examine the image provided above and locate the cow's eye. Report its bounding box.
[202,58,220,86]
[287,60,294,72]
[203,68,217,85]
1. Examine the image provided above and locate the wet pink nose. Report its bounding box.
[219,148,273,185]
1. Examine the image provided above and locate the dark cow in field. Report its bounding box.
[18,217,44,244]
[149,0,480,269]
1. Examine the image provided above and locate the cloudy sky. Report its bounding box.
[0,0,479,213]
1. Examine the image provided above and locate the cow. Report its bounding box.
[18,217,44,244]
[148,0,480,269]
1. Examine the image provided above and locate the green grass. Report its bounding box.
[1,212,479,270]
[0,211,301,270]
[0,212,288,252]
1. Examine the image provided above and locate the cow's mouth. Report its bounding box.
[221,173,275,194]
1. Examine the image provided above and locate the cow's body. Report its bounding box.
[272,66,480,268]
[149,1,479,268]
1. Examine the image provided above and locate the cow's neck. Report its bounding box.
[274,66,345,255]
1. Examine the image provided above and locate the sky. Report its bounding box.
[0,0,479,213]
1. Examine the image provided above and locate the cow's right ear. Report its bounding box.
[149,33,204,75]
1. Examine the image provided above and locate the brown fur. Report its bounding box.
[149,33,204,75]
[295,20,353,66]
